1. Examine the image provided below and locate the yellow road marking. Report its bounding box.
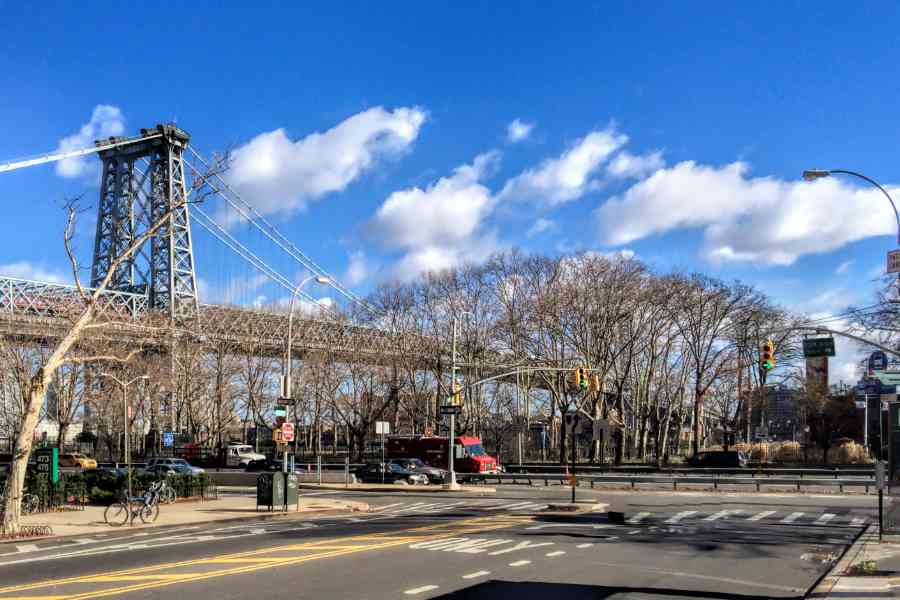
[0,516,529,599]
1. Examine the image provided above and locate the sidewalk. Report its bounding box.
[8,495,369,540]
[810,528,900,599]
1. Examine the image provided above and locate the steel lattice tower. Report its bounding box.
[90,124,199,321]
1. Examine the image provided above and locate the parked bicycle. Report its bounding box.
[104,482,163,526]
[157,480,177,505]
[0,492,40,516]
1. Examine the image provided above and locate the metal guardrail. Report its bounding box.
[503,464,874,478]
[471,472,877,493]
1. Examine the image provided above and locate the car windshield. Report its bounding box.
[465,444,486,456]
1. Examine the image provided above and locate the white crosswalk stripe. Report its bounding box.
[665,510,697,523]
[850,517,867,527]
[780,512,804,523]
[703,510,731,521]
[814,513,836,525]
[747,510,776,522]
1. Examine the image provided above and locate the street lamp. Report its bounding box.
[282,275,331,474]
[100,373,148,515]
[802,169,900,245]
[283,276,331,399]
[446,310,474,491]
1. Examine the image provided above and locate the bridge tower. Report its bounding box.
[90,124,199,321]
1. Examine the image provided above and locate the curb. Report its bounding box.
[807,525,875,598]
[298,484,497,494]
[543,503,609,515]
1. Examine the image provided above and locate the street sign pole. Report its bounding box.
[570,426,576,503]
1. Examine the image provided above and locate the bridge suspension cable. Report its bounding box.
[186,148,377,316]
[0,134,163,174]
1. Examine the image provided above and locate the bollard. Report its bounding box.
[317,456,322,485]
[345,457,349,487]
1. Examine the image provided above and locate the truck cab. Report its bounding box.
[386,435,498,475]
[225,444,266,467]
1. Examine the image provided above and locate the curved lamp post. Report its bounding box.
[803,169,900,245]
[282,276,332,399]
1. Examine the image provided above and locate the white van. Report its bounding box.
[226,444,266,467]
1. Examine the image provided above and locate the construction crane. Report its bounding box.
[0,131,164,174]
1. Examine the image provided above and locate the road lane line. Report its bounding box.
[781,512,804,523]
[373,503,403,511]
[747,510,776,522]
[577,543,593,548]
[815,513,836,525]
[405,585,439,594]
[546,551,566,557]
[0,516,531,596]
[509,560,531,567]
[626,512,651,524]
[15,544,39,553]
[462,570,490,579]
[665,511,697,523]
[851,517,867,526]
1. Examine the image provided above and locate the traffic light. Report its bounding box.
[760,339,775,371]
[452,381,462,406]
[579,367,590,391]
[590,374,601,393]
[274,404,287,428]
[572,367,583,389]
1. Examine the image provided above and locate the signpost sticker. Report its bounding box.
[888,249,900,274]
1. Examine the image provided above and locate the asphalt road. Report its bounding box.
[0,487,876,599]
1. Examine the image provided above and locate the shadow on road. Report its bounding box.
[426,580,803,599]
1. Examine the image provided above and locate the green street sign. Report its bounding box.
[803,337,836,358]
[274,406,287,418]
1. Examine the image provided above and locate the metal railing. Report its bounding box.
[503,464,874,478]
[470,472,877,493]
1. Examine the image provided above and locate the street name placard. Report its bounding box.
[440,405,462,415]
[888,249,900,274]
[803,337,835,358]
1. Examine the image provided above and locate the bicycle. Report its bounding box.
[157,480,177,505]
[0,492,40,515]
[104,482,162,526]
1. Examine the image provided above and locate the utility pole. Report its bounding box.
[446,317,460,490]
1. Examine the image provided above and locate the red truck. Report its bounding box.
[385,435,499,476]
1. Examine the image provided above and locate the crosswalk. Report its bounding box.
[366,500,871,529]
[370,499,548,516]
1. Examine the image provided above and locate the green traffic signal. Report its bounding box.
[763,360,773,371]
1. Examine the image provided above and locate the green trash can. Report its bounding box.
[284,472,298,507]
[256,472,297,511]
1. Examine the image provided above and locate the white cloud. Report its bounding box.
[595,160,897,265]
[506,118,534,143]
[607,150,664,179]
[500,128,628,206]
[835,259,855,275]
[224,106,426,220]
[526,217,556,238]
[344,251,368,286]
[368,152,501,279]
[55,105,126,179]
[0,261,68,284]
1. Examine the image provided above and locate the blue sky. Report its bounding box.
[2,2,900,382]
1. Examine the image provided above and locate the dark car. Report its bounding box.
[244,458,306,474]
[388,458,447,484]
[354,462,428,485]
[687,450,748,468]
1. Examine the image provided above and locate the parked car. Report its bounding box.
[244,458,306,473]
[58,453,97,469]
[354,462,428,485]
[146,457,204,475]
[388,458,447,484]
[687,450,748,468]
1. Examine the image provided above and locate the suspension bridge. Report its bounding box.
[0,124,442,365]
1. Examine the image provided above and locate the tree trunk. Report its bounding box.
[692,389,702,456]
[2,374,45,534]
